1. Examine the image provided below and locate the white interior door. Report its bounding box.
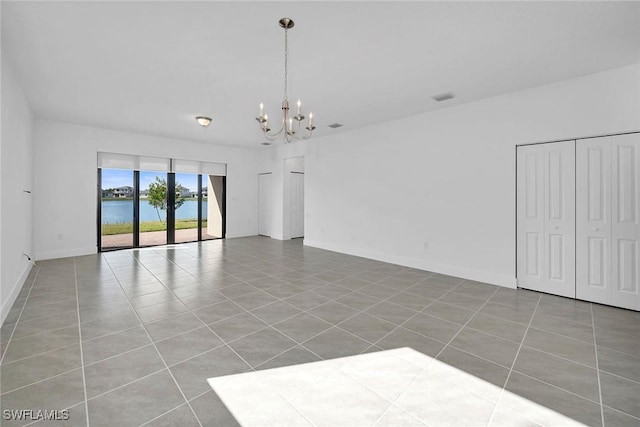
[578,134,640,310]
[517,141,576,297]
[611,134,640,310]
[517,145,545,292]
[290,172,304,238]
[576,137,612,304]
[258,173,272,237]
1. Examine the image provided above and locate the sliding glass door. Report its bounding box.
[139,170,168,247]
[99,168,134,250]
[98,165,225,252]
[174,172,200,244]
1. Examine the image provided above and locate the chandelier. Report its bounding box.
[256,18,315,144]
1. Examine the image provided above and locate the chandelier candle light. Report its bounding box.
[256,18,315,144]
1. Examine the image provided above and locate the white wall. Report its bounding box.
[263,64,640,287]
[1,58,35,324]
[33,121,260,260]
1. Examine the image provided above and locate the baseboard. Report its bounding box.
[0,262,33,325]
[303,239,516,289]
[225,230,259,239]
[35,246,97,261]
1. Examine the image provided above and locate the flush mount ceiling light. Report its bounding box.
[195,116,212,127]
[432,92,456,102]
[255,18,315,144]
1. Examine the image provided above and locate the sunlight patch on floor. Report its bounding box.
[208,347,586,426]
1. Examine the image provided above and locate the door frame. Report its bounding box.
[258,172,273,237]
[290,171,305,239]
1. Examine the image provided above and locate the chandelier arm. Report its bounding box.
[263,130,282,142]
[263,121,286,141]
[286,123,313,142]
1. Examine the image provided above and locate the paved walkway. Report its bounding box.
[102,229,220,248]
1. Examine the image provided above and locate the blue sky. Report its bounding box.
[102,169,199,191]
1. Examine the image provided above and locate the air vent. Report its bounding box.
[432,92,456,102]
[328,123,344,129]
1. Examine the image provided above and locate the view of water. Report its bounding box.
[102,199,206,224]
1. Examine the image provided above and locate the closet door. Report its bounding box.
[611,134,640,310]
[258,173,272,237]
[576,138,612,304]
[517,145,545,292]
[517,141,575,297]
[579,134,640,310]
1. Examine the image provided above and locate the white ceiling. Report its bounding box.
[3,1,639,148]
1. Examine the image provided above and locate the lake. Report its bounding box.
[102,199,206,224]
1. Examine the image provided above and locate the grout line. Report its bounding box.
[81,322,140,342]
[596,368,640,386]
[163,341,228,369]
[0,367,84,397]
[524,322,596,345]
[4,309,130,347]
[510,369,604,407]
[442,342,511,370]
[15,294,80,312]
[515,343,599,371]
[591,304,605,427]
[83,342,155,368]
[2,320,82,346]
[86,367,167,402]
[591,342,640,361]
[137,402,190,426]
[487,293,542,425]
[0,340,81,368]
[102,254,204,427]
[187,388,214,403]
[0,264,41,364]
[374,403,427,427]
[74,258,91,427]
[602,404,640,422]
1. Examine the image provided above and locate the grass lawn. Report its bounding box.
[102,219,207,235]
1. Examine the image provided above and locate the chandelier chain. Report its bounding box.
[283,27,288,101]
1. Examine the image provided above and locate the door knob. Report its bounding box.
[593,227,600,232]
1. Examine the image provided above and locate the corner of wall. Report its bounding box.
[1,54,36,326]
[0,262,33,325]
[303,240,516,290]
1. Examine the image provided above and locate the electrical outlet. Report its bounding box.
[423,240,429,249]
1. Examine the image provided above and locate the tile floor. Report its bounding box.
[0,237,639,426]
